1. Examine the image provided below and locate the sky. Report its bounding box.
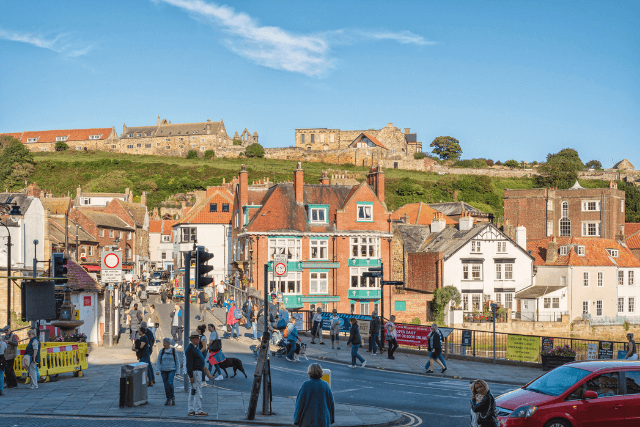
[1,0,638,166]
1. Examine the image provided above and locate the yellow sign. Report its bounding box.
[506,335,540,362]
[74,310,80,320]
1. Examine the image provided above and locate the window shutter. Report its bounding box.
[582,223,586,236]
[597,223,601,236]
[597,201,601,211]
[582,201,586,211]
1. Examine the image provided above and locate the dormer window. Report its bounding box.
[356,203,373,222]
[577,246,585,256]
[56,136,68,141]
[136,133,141,137]
[88,134,102,140]
[309,205,328,224]
[27,137,39,143]
[607,249,619,258]
[162,235,170,242]
[210,203,217,212]
[559,246,568,256]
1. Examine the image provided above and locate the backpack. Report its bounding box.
[208,339,222,352]
[276,318,287,330]
[159,348,177,367]
[234,308,243,320]
[283,327,290,339]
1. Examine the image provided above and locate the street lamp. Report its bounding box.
[0,199,22,326]
[248,237,254,286]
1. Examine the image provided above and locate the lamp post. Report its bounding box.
[248,237,254,287]
[0,199,22,326]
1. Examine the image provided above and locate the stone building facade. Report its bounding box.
[504,181,626,241]
[3,127,119,152]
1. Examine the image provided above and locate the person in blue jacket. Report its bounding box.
[294,363,335,427]
[286,317,300,362]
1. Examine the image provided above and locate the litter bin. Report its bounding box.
[119,362,149,407]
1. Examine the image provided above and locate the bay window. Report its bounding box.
[268,238,302,261]
[269,271,302,294]
[350,236,379,259]
[350,267,379,288]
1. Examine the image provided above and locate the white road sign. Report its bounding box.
[101,250,123,284]
[274,254,288,278]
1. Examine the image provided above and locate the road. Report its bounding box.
[146,294,517,427]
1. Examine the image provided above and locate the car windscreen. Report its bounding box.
[524,366,591,397]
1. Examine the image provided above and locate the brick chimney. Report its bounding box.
[140,191,147,206]
[77,185,82,198]
[547,236,558,263]
[609,180,618,190]
[294,162,304,205]
[404,128,411,134]
[366,166,385,203]
[128,191,133,203]
[239,164,248,208]
[431,212,446,233]
[319,171,329,185]
[27,183,41,197]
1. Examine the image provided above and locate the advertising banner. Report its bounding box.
[395,324,432,347]
[320,313,370,332]
[506,335,540,362]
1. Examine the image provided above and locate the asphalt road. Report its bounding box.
[3,415,259,427]
[146,294,517,427]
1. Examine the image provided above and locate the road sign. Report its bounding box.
[101,250,123,284]
[362,272,382,278]
[273,254,288,278]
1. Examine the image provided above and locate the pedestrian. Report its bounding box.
[243,296,254,330]
[384,315,398,360]
[329,310,341,350]
[155,337,179,406]
[24,329,40,389]
[170,303,183,348]
[147,304,161,342]
[278,302,289,323]
[135,327,155,386]
[140,321,155,360]
[227,302,240,340]
[470,379,498,427]
[293,363,335,427]
[128,303,143,344]
[250,303,260,340]
[197,289,207,320]
[205,284,215,310]
[346,318,366,368]
[286,317,301,362]
[425,323,446,374]
[139,285,148,308]
[186,331,209,416]
[160,287,168,305]
[0,332,6,396]
[310,307,324,345]
[216,281,225,308]
[625,333,638,360]
[2,326,18,389]
[368,310,381,355]
[424,325,447,371]
[206,324,224,380]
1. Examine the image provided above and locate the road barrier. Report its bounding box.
[14,342,89,383]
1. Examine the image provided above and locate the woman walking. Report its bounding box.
[470,379,498,427]
[329,309,341,350]
[384,315,398,360]
[25,329,40,389]
[278,302,289,324]
[227,302,240,340]
[310,307,324,345]
[250,304,261,340]
[294,363,335,427]
[207,324,224,380]
[155,338,179,406]
[346,318,366,368]
[425,324,447,373]
[425,323,446,374]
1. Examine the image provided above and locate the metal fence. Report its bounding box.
[588,315,640,326]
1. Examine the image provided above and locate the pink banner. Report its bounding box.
[395,324,432,347]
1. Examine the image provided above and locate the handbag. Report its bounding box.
[226,325,232,333]
[239,316,247,326]
[22,354,31,369]
[208,339,222,352]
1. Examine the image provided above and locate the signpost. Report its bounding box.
[273,254,288,278]
[101,251,123,284]
[598,341,614,359]
[587,343,598,360]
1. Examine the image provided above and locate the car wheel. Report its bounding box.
[544,419,572,427]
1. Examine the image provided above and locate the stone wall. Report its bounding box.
[295,123,409,153]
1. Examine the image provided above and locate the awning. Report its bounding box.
[83,265,101,272]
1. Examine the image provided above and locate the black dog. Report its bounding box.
[217,357,247,378]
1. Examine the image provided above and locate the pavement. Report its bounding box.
[0,297,402,427]
[207,306,543,387]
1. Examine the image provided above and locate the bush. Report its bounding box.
[55,141,69,151]
[204,149,215,159]
[503,159,520,169]
[245,143,264,158]
[486,159,494,166]
[495,160,502,166]
[186,150,198,159]
[414,152,426,159]
[239,152,244,157]
[410,317,421,325]
[233,139,243,146]
[454,159,487,169]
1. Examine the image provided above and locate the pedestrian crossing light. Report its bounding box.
[52,252,68,284]
[196,246,213,289]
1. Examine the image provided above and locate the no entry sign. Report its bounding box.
[273,254,288,278]
[101,250,123,284]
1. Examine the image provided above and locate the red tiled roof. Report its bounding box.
[363,133,386,149]
[625,223,640,249]
[149,220,163,233]
[179,187,233,225]
[0,132,24,140]
[4,128,114,143]
[392,202,457,226]
[162,220,177,234]
[625,223,640,237]
[528,237,640,268]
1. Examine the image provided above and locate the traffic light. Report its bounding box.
[52,252,68,284]
[196,246,213,289]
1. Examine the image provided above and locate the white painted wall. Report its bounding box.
[149,232,161,265]
[616,268,640,318]
[173,223,231,285]
[0,198,45,271]
[71,292,100,345]
[78,195,125,207]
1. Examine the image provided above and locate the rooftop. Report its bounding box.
[527,237,640,268]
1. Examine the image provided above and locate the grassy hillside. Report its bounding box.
[29,151,611,219]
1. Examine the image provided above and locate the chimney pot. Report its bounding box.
[239,165,248,209]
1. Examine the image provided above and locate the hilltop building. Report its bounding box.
[2,127,118,152]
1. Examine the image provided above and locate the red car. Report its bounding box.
[495,360,640,426]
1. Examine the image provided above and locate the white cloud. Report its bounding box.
[0,29,92,57]
[155,0,432,76]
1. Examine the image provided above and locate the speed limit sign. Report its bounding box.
[274,254,288,278]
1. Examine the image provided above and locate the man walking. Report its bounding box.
[243,296,254,331]
[197,289,207,320]
[170,303,183,347]
[310,307,325,345]
[368,310,381,355]
[128,303,143,345]
[205,284,215,311]
[160,287,168,305]
[25,329,40,389]
[2,326,18,389]
[147,305,161,342]
[216,281,225,308]
[186,331,208,416]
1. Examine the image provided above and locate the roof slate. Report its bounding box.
[527,237,640,268]
[67,258,103,291]
[0,193,34,218]
[419,224,485,258]
[396,225,431,253]
[516,286,566,299]
[41,197,71,215]
[78,209,133,229]
[122,120,222,139]
[50,218,97,243]
[428,201,484,217]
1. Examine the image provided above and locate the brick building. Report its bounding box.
[1,127,118,152]
[504,181,625,241]
[49,217,99,267]
[103,198,150,276]
[232,163,393,315]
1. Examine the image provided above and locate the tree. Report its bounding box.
[432,285,461,325]
[186,150,198,159]
[430,136,462,161]
[535,148,584,189]
[233,139,243,146]
[503,159,520,169]
[0,137,35,189]
[245,143,264,158]
[585,160,602,170]
[414,152,426,159]
[204,149,215,159]
[55,141,69,151]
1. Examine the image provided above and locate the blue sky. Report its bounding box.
[1,0,638,166]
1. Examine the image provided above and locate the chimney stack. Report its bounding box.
[239,164,248,209]
[366,166,385,203]
[515,225,527,250]
[77,185,82,198]
[547,236,558,263]
[294,162,304,205]
[404,128,411,134]
[459,211,474,231]
[609,180,618,189]
[320,171,329,185]
[141,191,147,206]
[431,212,446,233]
